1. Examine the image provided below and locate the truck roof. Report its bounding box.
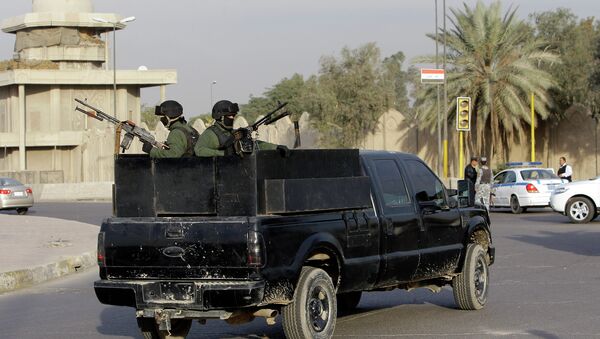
[359,149,421,161]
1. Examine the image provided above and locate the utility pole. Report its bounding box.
[435,0,442,175]
[443,0,448,178]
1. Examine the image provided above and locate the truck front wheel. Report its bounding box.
[282,267,337,339]
[452,243,489,310]
[136,317,192,339]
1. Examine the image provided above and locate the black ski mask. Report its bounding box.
[223,116,235,128]
[160,116,169,127]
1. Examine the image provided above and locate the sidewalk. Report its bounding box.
[0,213,98,294]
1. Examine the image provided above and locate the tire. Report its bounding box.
[16,208,28,215]
[510,195,523,214]
[566,197,595,224]
[282,267,337,339]
[452,244,489,310]
[337,291,362,313]
[137,317,192,339]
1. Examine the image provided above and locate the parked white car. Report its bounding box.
[550,177,600,223]
[491,167,564,214]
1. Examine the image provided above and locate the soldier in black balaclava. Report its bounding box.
[194,100,289,157]
[142,100,199,158]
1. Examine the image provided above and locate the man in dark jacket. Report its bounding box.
[142,100,199,158]
[194,100,289,157]
[464,156,478,203]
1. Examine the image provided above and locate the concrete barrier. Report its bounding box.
[30,182,112,201]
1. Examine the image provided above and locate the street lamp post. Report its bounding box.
[93,16,136,118]
[210,81,217,109]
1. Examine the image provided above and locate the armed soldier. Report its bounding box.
[194,100,290,157]
[475,156,493,209]
[142,100,199,158]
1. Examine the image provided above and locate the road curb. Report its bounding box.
[0,251,97,294]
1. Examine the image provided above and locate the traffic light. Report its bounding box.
[456,97,471,131]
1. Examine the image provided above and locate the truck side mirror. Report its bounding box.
[415,190,429,202]
[457,180,474,207]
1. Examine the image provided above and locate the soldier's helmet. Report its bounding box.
[155,100,183,118]
[212,100,239,120]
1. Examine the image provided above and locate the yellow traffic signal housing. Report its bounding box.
[456,97,471,131]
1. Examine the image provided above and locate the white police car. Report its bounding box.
[491,162,564,214]
[550,176,600,223]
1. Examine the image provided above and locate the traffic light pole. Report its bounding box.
[459,131,464,179]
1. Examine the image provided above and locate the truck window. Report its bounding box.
[373,159,411,211]
[405,160,446,206]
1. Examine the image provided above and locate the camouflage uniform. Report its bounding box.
[149,120,197,158]
[194,122,277,157]
[475,163,493,209]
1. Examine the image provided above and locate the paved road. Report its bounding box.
[0,201,112,226]
[1,207,600,338]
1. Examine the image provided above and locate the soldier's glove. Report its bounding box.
[141,141,153,154]
[233,129,244,141]
[276,145,291,158]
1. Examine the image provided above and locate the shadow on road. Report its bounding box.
[97,307,139,338]
[527,329,561,339]
[339,288,457,320]
[509,230,600,256]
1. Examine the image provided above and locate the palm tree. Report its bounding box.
[413,1,558,162]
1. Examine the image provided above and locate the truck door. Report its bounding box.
[367,158,420,285]
[403,160,462,280]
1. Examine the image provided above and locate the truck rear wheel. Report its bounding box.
[452,243,489,310]
[136,317,192,339]
[282,267,337,339]
[337,291,362,313]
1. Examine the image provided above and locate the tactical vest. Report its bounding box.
[208,124,235,155]
[171,125,200,157]
[480,166,492,184]
[558,165,572,182]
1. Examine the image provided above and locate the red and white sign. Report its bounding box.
[420,68,445,84]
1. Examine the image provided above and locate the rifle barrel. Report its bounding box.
[252,102,288,130]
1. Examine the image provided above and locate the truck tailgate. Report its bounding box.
[100,217,255,280]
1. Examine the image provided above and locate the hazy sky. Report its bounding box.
[0,1,597,116]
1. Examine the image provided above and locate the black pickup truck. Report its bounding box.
[94,149,494,339]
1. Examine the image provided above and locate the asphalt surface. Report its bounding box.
[0,201,112,226]
[1,205,600,338]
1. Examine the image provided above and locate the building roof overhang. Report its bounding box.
[0,69,177,87]
[2,13,126,33]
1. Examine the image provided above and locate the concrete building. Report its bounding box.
[0,0,176,183]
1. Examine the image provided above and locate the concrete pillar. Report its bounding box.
[160,85,166,103]
[18,84,26,170]
[117,87,127,121]
[49,86,60,131]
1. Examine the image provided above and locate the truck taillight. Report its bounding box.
[97,232,106,267]
[247,231,265,267]
[0,189,11,195]
[526,183,539,193]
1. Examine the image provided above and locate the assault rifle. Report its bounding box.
[235,102,290,154]
[74,98,168,153]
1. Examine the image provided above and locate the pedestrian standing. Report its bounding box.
[558,157,573,182]
[464,156,478,204]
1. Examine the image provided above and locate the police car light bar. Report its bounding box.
[506,161,543,167]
